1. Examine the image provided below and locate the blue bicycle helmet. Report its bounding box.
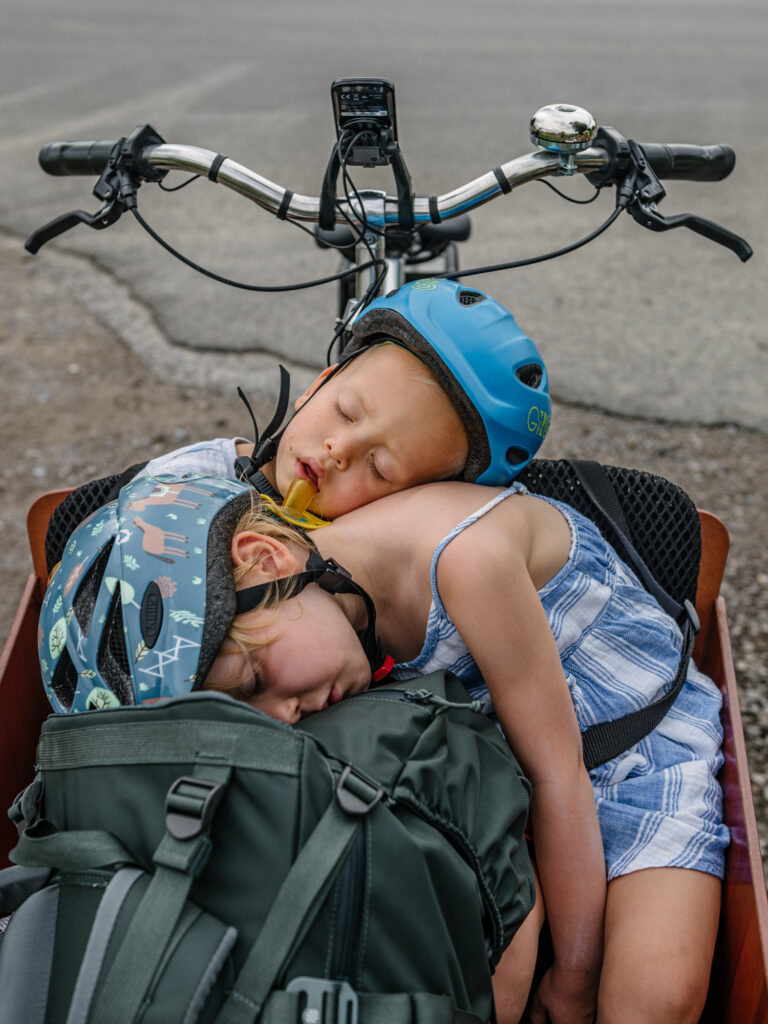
[347,279,551,485]
[39,472,382,714]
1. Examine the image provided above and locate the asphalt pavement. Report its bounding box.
[0,0,764,430]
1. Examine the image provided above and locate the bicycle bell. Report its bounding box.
[529,104,597,174]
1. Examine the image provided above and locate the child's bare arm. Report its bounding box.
[438,517,605,1024]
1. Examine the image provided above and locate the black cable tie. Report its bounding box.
[276,190,294,221]
[428,196,442,224]
[493,167,512,194]
[208,154,228,182]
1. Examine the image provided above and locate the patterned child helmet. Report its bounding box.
[39,472,383,714]
[347,279,551,485]
[38,473,253,713]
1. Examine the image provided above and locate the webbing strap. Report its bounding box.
[215,801,361,1024]
[90,763,232,1024]
[260,990,483,1024]
[36,720,301,774]
[581,617,696,771]
[10,827,133,870]
[65,867,143,1024]
[90,866,196,1024]
[564,459,698,769]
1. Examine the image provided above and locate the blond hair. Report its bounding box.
[202,495,314,698]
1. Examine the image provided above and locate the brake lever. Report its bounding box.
[25,137,141,254]
[622,139,752,262]
[630,204,753,262]
[24,199,123,254]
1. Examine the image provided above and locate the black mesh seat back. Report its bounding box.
[45,464,146,573]
[44,459,701,610]
[518,460,701,607]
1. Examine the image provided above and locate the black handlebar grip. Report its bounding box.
[38,140,118,176]
[638,143,735,182]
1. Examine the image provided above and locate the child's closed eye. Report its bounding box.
[367,453,386,482]
[335,400,354,422]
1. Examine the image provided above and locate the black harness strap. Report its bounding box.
[580,620,697,771]
[566,460,700,770]
[568,460,682,621]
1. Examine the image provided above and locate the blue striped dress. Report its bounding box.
[391,484,729,880]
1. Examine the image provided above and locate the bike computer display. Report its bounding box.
[330,78,397,166]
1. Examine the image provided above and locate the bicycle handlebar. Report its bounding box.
[633,143,734,181]
[39,140,118,176]
[36,132,737,226]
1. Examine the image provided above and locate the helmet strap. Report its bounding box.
[234,549,384,674]
[234,366,292,485]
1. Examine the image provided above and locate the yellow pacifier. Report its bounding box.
[260,478,331,531]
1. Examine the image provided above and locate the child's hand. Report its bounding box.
[527,963,599,1024]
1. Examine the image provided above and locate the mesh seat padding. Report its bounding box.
[518,459,700,607]
[45,459,701,609]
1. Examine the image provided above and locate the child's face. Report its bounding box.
[272,345,469,518]
[205,583,371,724]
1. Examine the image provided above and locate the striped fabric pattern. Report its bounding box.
[392,484,729,880]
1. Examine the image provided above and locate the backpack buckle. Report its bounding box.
[286,977,358,1024]
[165,776,225,840]
[336,766,384,816]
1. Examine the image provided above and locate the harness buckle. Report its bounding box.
[286,977,359,1024]
[165,776,225,840]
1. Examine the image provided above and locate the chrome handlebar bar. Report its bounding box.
[142,143,609,225]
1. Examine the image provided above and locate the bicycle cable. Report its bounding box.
[158,174,201,193]
[435,204,624,280]
[129,207,374,292]
[324,131,388,362]
[539,179,603,204]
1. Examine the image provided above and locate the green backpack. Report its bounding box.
[0,673,534,1024]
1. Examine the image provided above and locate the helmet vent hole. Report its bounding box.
[458,290,486,306]
[97,592,135,706]
[506,446,530,467]
[49,648,78,712]
[516,364,544,389]
[73,539,115,636]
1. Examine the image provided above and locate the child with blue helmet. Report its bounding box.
[143,278,551,517]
